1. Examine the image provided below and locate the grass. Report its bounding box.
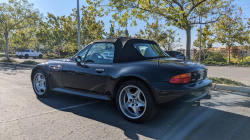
[209,77,247,87]
[20,60,39,65]
[0,58,19,63]
[0,59,38,65]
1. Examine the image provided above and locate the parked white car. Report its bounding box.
[16,49,43,59]
[101,52,114,58]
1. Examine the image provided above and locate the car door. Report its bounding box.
[61,43,115,95]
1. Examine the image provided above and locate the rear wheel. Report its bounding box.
[39,54,43,59]
[32,69,53,98]
[116,80,157,123]
[18,56,22,59]
[25,54,29,59]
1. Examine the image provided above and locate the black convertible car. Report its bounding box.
[31,37,212,123]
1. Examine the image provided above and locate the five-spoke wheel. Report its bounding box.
[119,85,146,119]
[33,73,46,95]
[32,69,53,98]
[116,80,157,123]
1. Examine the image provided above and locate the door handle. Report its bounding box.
[95,69,104,73]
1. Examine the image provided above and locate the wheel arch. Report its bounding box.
[31,65,50,87]
[112,76,156,102]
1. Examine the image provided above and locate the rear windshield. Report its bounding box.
[134,43,169,58]
[24,50,30,52]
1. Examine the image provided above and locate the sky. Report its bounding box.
[1,0,250,50]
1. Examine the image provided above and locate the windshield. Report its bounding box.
[134,43,169,58]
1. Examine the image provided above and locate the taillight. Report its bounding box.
[169,73,191,84]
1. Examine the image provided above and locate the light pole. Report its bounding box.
[77,0,81,51]
[199,15,202,64]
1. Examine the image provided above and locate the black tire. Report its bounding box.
[116,80,158,123]
[25,54,29,59]
[39,54,43,59]
[33,57,37,59]
[18,56,22,59]
[32,69,54,98]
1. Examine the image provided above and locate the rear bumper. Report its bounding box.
[149,78,212,104]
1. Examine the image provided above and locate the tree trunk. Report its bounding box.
[185,25,191,61]
[228,46,231,63]
[4,32,9,59]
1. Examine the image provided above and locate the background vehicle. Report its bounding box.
[31,37,211,123]
[165,51,185,60]
[16,49,43,59]
[102,52,114,58]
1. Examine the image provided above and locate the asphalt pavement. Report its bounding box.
[0,64,249,140]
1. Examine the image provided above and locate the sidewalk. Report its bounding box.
[207,66,250,86]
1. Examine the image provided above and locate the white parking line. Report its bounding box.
[0,101,99,124]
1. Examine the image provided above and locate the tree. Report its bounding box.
[135,21,181,51]
[193,24,214,61]
[243,18,250,55]
[213,7,245,63]
[0,0,41,59]
[36,20,54,54]
[0,33,5,52]
[86,0,232,60]
[109,23,115,37]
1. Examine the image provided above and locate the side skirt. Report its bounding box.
[53,88,111,100]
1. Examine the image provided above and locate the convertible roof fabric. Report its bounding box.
[93,37,157,63]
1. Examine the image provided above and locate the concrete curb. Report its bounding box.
[212,83,250,94]
[0,62,34,68]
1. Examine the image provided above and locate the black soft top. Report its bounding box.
[93,37,157,63]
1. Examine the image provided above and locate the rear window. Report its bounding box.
[134,43,169,58]
[24,50,30,52]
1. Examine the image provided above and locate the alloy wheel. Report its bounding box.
[119,85,147,119]
[33,73,46,95]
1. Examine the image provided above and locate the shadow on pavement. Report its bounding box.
[0,64,31,75]
[38,92,250,140]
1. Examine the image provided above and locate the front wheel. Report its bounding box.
[116,80,158,123]
[32,69,53,98]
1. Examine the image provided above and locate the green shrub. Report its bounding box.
[194,51,207,61]
[0,54,16,57]
[209,77,246,86]
[0,58,19,63]
[206,52,226,62]
[20,60,39,65]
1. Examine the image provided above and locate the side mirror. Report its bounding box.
[75,56,82,66]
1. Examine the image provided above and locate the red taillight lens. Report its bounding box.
[169,73,191,84]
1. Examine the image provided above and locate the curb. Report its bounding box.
[211,83,250,94]
[0,62,34,68]
[205,64,250,67]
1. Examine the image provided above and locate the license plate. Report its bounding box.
[198,70,204,80]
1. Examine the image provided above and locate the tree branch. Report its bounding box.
[187,0,206,16]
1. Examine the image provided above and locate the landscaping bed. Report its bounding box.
[209,77,247,87]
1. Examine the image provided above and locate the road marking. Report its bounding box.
[0,101,99,124]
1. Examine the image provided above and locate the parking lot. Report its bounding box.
[0,64,250,140]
